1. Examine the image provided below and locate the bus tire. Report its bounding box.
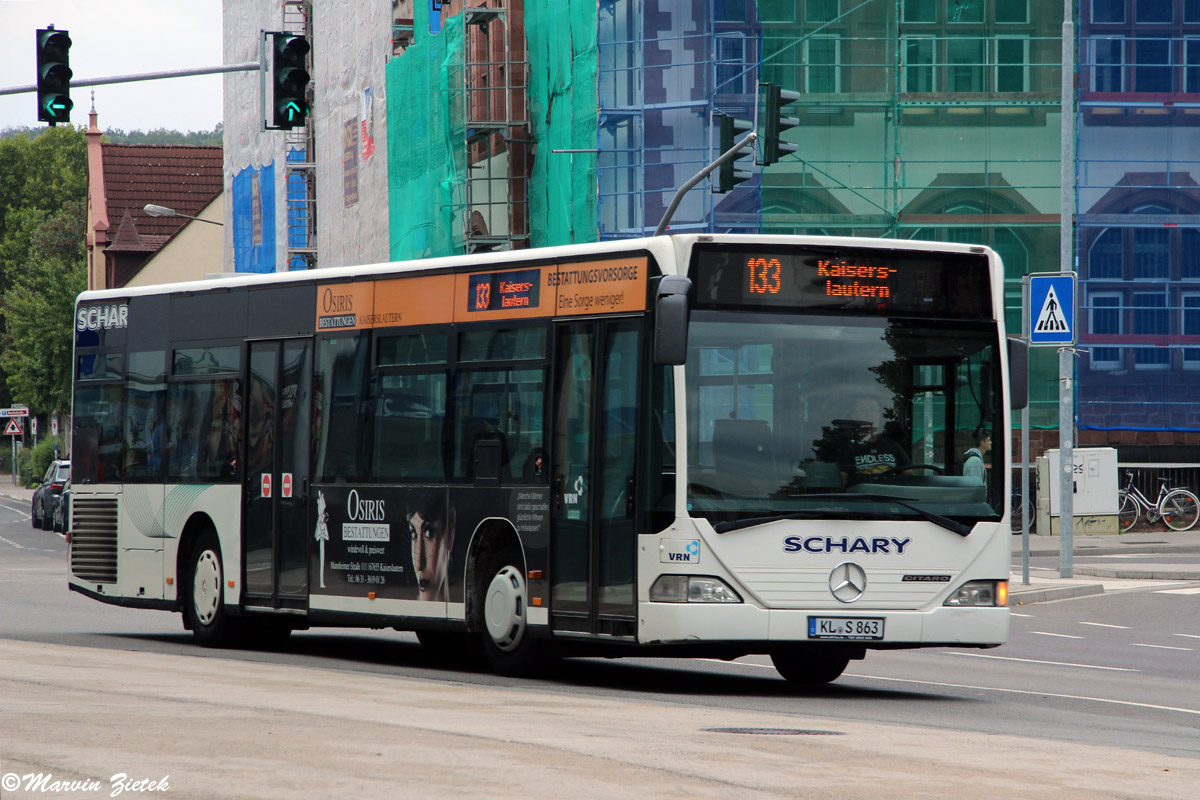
[183,529,241,648]
[477,544,540,676]
[770,647,852,685]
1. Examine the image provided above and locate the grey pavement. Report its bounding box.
[4,479,1196,605]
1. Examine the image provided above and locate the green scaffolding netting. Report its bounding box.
[387,2,598,260]
[525,0,599,248]
[387,6,464,261]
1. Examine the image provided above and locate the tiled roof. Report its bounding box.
[100,143,223,246]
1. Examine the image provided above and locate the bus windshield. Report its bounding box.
[684,310,1002,527]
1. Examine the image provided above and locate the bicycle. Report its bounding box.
[1117,471,1200,533]
[1010,488,1035,534]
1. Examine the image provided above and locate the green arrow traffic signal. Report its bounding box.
[36,27,73,126]
[271,32,311,130]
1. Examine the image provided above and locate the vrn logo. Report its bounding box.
[662,539,701,563]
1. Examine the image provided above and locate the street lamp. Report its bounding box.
[143,203,223,226]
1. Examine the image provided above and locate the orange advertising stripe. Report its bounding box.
[315,282,375,331]
[373,274,456,327]
[550,256,648,316]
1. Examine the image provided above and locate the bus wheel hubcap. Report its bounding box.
[484,565,526,652]
[193,551,221,625]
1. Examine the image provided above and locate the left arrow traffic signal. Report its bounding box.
[271,32,311,130]
[36,27,73,126]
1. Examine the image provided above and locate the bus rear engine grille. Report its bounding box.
[70,498,119,584]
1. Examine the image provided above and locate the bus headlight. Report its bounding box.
[943,580,1007,607]
[650,575,742,603]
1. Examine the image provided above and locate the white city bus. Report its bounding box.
[68,234,1026,684]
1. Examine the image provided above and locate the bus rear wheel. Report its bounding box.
[770,647,853,685]
[183,529,241,648]
[478,544,541,676]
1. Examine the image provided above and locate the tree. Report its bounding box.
[0,127,87,408]
[1,247,85,415]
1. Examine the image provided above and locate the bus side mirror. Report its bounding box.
[654,276,691,366]
[1007,336,1028,411]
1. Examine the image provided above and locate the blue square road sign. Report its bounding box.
[1028,273,1076,346]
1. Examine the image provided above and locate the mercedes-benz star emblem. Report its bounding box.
[829,562,867,603]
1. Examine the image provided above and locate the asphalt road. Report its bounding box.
[2,494,1198,798]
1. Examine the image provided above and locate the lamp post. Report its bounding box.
[143,203,223,226]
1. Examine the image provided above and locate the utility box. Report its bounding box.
[1036,447,1119,535]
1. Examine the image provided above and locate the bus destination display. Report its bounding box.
[691,245,992,318]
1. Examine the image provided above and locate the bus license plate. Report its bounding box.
[808,617,884,640]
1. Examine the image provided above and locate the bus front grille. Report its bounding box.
[70,498,119,584]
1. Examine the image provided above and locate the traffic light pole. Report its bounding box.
[0,62,260,98]
[653,131,756,237]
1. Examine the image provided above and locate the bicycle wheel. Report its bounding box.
[1118,490,1140,533]
[1010,491,1034,534]
[1160,489,1200,531]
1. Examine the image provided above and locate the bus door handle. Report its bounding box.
[553,476,564,509]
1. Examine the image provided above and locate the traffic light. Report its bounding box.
[714,113,753,193]
[271,32,311,129]
[35,27,72,126]
[760,82,799,166]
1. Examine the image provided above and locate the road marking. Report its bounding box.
[946,652,1138,672]
[849,674,1200,718]
[706,660,1200,717]
[1010,612,1034,618]
[1079,622,1130,629]
[1157,587,1200,595]
[1132,643,1193,651]
[0,535,27,549]
[1174,633,1200,640]
[1029,631,1084,639]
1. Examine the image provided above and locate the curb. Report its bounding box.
[1074,565,1200,580]
[1010,583,1105,605]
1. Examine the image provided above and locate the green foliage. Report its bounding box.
[0,128,88,408]
[1,250,85,414]
[101,124,223,146]
[18,435,62,488]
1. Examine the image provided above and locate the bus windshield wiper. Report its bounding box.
[713,493,972,537]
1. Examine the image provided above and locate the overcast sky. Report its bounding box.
[0,0,223,133]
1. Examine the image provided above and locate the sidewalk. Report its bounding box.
[1009,529,1200,604]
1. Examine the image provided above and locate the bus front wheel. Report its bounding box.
[770,647,853,685]
[183,529,241,648]
[478,544,540,676]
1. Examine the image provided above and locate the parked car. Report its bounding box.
[31,460,70,531]
[51,477,71,533]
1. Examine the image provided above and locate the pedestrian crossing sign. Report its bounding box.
[4,418,22,436]
[1028,273,1076,346]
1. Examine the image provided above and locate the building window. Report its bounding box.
[1089,228,1124,278]
[1133,205,1170,279]
[716,34,749,94]
[805,0,839,23]
[1093,0,1126,23]
[996,0,1029,23]
[715,0,748,22]
[1133,291,1170,367]
[903,0,936,23]
[1137,0,1172,23]
[948,38,986,92]
[950,0,983,23]
[1188,0,1200,23]
[1090,38,1125,92]
[806,36,841,93]
[996,38,1029,92]
[1090,292,1123,369]
[1134,38,1172,93]
[1184,229,1200,277]
[904,37,937,91]
[1183,292,1200,367]
[1186,39,1200,93]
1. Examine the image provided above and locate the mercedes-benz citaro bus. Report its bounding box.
[67,234,1027,684]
